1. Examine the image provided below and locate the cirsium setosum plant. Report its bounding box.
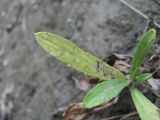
[35,29,160,120]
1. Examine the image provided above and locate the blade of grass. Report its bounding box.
[35,32,126,80]
[130,87,160,120]
[83,79,129,108]
[130,29,156,80]
[135,73,152,83]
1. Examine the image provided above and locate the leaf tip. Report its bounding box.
[148,28,156,39]
[149,28,156,34]
[34,32,49,45]
[34,32,40,41]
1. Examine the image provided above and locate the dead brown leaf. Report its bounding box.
[63,103,86,120]
[106,53,131,75]
[73,77,100,91]
[74,78,91,92]
[106,53,131,66]
[113,60,131,74]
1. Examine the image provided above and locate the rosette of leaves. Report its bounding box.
[35,29,160,120]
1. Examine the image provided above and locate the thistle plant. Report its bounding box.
[35,29,160,120]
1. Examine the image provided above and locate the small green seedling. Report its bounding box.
[35,29,160,120]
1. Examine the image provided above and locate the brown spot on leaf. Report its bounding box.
[96,60,100,72]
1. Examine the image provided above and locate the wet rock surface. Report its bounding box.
[0,0,159,119]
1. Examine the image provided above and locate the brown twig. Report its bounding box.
[91,96,119,113]
[120,111,137,120]
[103,114,124,120]
[102,111,137,120]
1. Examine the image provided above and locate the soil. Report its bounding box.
[0,0,159,120]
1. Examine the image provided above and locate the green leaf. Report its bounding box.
[131,29,156,80]
[135,73,152,83]
[130,87,160,120]
[35,32,126,80]
[83,79,129,108]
